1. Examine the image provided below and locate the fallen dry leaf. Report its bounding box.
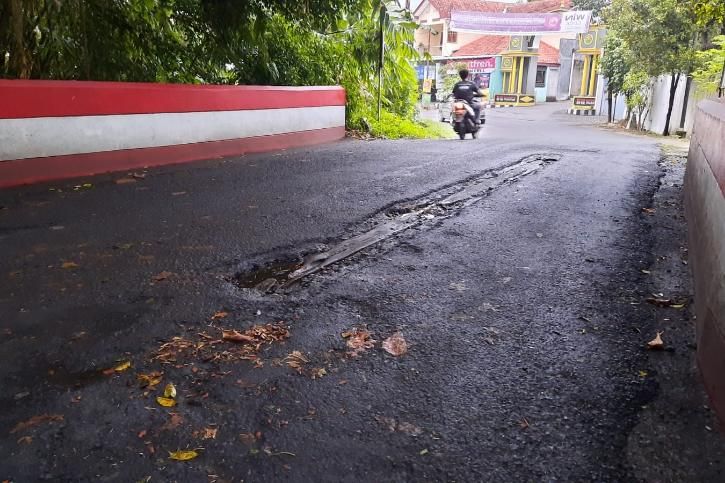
[211,311,229,320]
[16,436,33,445]
[343,329,376,357]
[156,396,176,408]
[137,371,163,388]
[647,332,665,350]
[646,296,688,308]
[61,261,79,269]
[168,449,199,461]
[10,414,64,434]
[642,208,656,215]
[138,430,147,439]
[161,413,184,431]
[163,383,177,399]
[113,361,131,372]
[151,271,174,282]
[382,332,408,357]
[202,427,218,440]
[222,329,255,343]
[310,367,327,379]
[284,350,309,370]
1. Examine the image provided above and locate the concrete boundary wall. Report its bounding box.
[684,99,725,420]
[0,81,346,188]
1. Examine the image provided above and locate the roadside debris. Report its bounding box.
[154,322,289,365]
[156,383,178,407]
[168,449,199,461]
[342,329,376,357]
[10,414,64,434]
[646,332,665,350]
[645,295,687,308]
[284,351,309,370]
[382,332,408,357]
[151,271,174,282]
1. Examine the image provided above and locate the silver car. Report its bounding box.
[438,94,486,124]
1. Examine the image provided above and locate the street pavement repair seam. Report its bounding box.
[234,153,562,294]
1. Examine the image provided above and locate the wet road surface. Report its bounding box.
[1,103,724,481]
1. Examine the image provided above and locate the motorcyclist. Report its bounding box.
[452,69,482,124]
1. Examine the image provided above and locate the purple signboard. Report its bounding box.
[451,10,591,35]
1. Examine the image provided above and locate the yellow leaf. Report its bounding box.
[163,383,177,399]
[61,261,79,269]
[670,304,685,309]
[638,370,648,378]
[168,449,199,461]
[113,361,131,372]
[137,372,163,388]
[156,396,176,407]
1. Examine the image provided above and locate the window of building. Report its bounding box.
[535,66,547,87]
[447,31,458,43]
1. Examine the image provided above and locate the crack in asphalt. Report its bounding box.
[235,153,561,293]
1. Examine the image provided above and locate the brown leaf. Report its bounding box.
[222,330,256,343]
[61,261,79,269]
[284,350,309,369]
[647,331,665,350]
[161,413,184,431]
[344,329,376,357]
[211,311,229,320]
[16,435,33,445]
[382,332,408,357]
[10,414,64,434]
[138,430,147,439]
[310,367,327,379]
[151,271,174,282]
[202,427,218,440]
[137,371,163,388]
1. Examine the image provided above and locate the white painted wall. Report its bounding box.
[0,105,345,161]
[644,74,699,135]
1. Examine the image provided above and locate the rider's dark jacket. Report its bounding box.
[452,80,481,103]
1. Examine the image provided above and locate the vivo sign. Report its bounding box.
[451,10,592,35]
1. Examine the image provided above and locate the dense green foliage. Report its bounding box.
[368,111,451,139]
[604,0,700,135]
[0,0,422,133]
[693,35,725,96]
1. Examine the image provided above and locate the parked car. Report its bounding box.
[438,93,486,124]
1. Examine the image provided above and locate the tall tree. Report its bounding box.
[604,0,698,135]
[599,33,630,123]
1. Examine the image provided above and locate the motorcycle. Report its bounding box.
[451,98,483,140]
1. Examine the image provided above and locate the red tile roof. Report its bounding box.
[453,36,561,65]
[537,41,560,65]
[424,0,572,19]
[453,35,511,56]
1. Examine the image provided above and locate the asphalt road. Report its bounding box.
[1,103,724,482]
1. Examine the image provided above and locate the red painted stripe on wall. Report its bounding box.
[0,80,346,119]
[0,126,345,188]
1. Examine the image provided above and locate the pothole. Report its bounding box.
[234,153,561,293]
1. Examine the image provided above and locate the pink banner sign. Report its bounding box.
[451,10,591,35]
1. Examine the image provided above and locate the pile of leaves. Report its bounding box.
[153,323,290,366]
